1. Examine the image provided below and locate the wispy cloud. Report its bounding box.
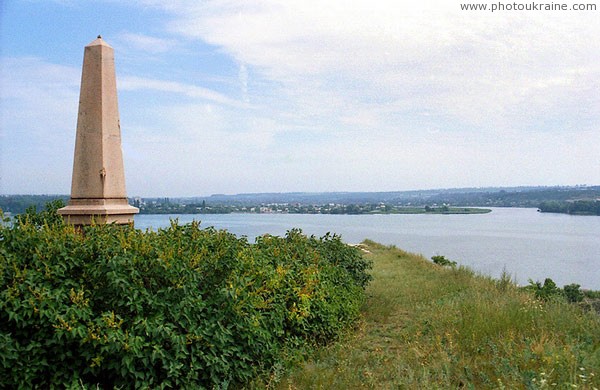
[119,75,250,108]
[114,0,599,193]
[150,0,600,135]
[2,1,599,195]
[238,63,249,103]
[119,32,181,54]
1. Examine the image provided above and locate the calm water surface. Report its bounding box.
[135,208,600,289]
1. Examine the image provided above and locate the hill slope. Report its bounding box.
[277,242,600,388]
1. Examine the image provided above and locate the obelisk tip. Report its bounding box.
[87,35,111,48]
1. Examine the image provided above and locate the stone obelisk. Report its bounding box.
[58,36,138,225]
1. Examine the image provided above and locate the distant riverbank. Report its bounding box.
[538,200,600,216]
[378,206,491,215]
[138,206,492,215]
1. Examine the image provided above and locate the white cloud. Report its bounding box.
[149,0,600,135]
[119,32,180,53]
[2,1,599,195]
[119,75,249,107]
[121,1,600,193]
[238,63,249,103]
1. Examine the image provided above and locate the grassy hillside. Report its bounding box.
[277,241,600,389]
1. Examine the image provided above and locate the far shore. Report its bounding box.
[138,207,493,216]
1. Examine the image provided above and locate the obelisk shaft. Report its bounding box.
[58,36,138,225]
[71,37,126,199]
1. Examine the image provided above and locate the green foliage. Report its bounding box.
[0,208,371,388]
[539,200,600,215]
[524,278,588,303]
[525,278,562,301]
[431,255,457,267]
[0,195,68,215]
[14,199,66,227]
[563,283,584,303]
[584,289,600,299]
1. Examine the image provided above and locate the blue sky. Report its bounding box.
[1,1,599,196]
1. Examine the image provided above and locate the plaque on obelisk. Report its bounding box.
[58,36,139,225]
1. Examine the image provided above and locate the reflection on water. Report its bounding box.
[135,208,600,289]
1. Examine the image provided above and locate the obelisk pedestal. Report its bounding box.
[58,36,138,225]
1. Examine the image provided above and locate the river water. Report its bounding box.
[135,208,600,289]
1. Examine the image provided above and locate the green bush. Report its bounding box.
[524,278,588,304]
[563,283,584,303]
[0,208,371,388]
[525,278,562,301]
[431,255,457,267]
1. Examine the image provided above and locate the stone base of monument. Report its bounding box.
[58,198,138,225]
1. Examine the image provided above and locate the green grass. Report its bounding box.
[275,240,600,389]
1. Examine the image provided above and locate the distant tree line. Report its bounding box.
[0,195,68,214]
[170,186,600,208]
[2,186,600,216]
[423,187,600,208]
[138,201,233,214]
[538,200,600,216]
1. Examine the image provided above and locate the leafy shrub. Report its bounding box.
[0,208,371,388]
[525,278,562,301]
[14,198,66,227]
[563,283,584,303]
[584,289,600,300]
[524,278,588,303]
[431,255,457,267]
